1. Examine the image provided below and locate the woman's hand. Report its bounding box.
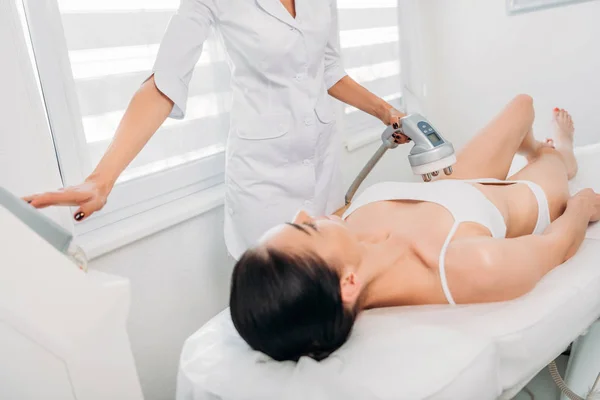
[23,178,111,222]
[568,188,600,222]
[326,77,411,144]
[385,107,411,144]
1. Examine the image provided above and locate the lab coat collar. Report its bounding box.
[256,0,298,30]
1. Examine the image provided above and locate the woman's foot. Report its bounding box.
[551,108,578,179]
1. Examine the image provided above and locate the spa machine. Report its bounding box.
[0,187,143,400]
[345,113,456,205]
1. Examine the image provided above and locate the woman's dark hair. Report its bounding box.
[229,247,357,362]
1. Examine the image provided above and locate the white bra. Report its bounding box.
[342,179,550,305]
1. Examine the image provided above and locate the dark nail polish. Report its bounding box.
[27,200,32,204]
[74,212,85,221]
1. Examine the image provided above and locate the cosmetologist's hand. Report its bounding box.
[23,178,111,222]
[385,107,411,145]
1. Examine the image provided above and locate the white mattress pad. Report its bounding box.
[177,144,600,400]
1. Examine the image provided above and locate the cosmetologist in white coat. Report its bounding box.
[25,0,408,259]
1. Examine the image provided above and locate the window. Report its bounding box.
[20,0,229,234]
[336,0,402,135]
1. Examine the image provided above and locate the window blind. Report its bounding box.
[57,0,230,182]
[336,0,402,133]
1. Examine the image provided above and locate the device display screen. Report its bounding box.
[427,132,443,145]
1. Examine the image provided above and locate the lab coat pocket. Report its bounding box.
[229,113,292,184]
[315,95,335,124]
[235,113,291,140]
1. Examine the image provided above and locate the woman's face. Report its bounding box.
[259,210,362,268]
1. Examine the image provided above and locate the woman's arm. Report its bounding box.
[446,189,600,303]
[26,0,217,220]
[328,76,403,125]
[89,77,172,192]
[25,77,173,219]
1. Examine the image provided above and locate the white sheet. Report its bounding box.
[177,144,600,400]
[571,143,600,239]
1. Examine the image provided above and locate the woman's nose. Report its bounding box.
[292,210,313,224]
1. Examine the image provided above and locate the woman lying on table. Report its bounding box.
[229,95,600,362]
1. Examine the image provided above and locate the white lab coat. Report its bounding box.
[153,0,347,259]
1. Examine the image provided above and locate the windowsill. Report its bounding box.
[344,126,383,152]
[77,184,225,260]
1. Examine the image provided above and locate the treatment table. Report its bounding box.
[176,144,600,400]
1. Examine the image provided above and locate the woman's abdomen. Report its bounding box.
[472,183,540,237]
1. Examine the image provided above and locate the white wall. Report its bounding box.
[405,0,600,149]
[90,210,233,399]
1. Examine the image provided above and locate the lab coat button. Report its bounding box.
[303,159,312,166]
[304,200,312,207]
[304,117,314,126]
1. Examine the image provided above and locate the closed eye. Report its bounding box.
[286,222,319,235]
[286,222,310,235]
[303,222,319,232]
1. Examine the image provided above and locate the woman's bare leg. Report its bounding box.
[509,109,577,220]
[445,94,551,180]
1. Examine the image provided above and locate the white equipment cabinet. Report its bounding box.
[0,198,143,400]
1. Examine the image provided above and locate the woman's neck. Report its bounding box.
[354,235,417,309]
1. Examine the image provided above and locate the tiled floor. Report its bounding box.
[513,355,569,400]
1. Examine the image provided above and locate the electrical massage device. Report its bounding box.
[345,113,456,205]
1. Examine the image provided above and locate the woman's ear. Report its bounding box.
[340,271,361,305]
